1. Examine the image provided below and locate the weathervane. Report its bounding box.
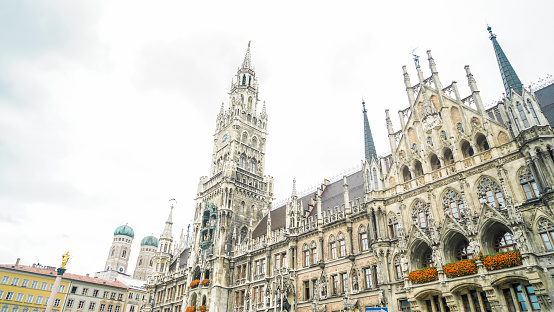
[410,47,420,68]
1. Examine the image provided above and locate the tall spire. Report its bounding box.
[242,41,252,69]
[362,100,377,161]
[488,25,522,98]
[160,205,173,240]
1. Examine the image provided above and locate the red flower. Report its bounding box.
[442,259,477,278]
[201,279,210,286]
[408,267,438,284]
[190,280,200,288]
[186,307,196,312]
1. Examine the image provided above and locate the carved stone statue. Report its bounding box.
[378,290,386,305]
[432,246,443,266]
[469,239,481,256]
[320,280,327,298]
[514,228,529,253]
[400,255,409,273]
[351,270,359,292]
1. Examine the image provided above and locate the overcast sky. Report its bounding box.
[1,0,553,276]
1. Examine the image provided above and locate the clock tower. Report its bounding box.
[188,42,273,312]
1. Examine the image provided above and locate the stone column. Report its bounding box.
[45,267,66,312]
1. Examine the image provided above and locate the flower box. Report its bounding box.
[481,250,521,271]
[190,280,200,288]
[442,259,477,278]
[199,306,206,312]
[201,279,210,286]
[185,307,196,312]
[408,266,438,284]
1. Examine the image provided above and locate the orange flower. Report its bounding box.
[199,306,206,312]
[442,259,477,278]
[190,280,200,288]
[201,279,210,286]
[481,250,521,271]
[408,267,438,284]
[186,307,196,312]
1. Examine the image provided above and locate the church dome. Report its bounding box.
[114,224,134,238]
[141,235,159,247]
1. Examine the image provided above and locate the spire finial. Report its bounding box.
[362,100,377,161]
[242,41,252,69]
[487,25,522,98]
[292,179,297,198]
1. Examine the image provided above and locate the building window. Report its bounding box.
[395,264,403,279]
[59,285,65,293]
[5,292,14,300]
[364,268,373,289]
[67,299,74,308]
[373,168,379,190]
[527,100,540,125]
[477,178,505,208]
[99,305,105,312]
[1,306,8,312]
[118,294,123,301]
[0,276,8,284]
[517,103,530,127]
[339,238,346,257]
[78,301,85,309]
[103,292,108,299]
[422,248,434,268]
[400,300,411,312]
[461,294,471,312]
[107,306,113,312]
[440,130,447,140]
[539,219,554,250]
[330,241,337,260]
[332,275,339,295]
[71,287,78,294]
[129,307,134,312]
[25,295,34,303]
[303,244,310,267]
[111,293,116,300]
[35,296,43,304]
[340,273,348,293]
[495,231,518,252]
[311,242,318,264]
[427,136,433,146]
[82,288,88,296]
[443,189,465,219]
[115,306,120,312]
[92,290,98,297]
[520,170,539,199]
[21,279,29,287]
[457,122,464,132]
[40,282,48,290]
[11,278,19,286]
[360,231,369,251]
[456,240,473,260]
[389,217,398,239]
[54,299,61,307]
[303,281,310,300]
[30,281,38,289]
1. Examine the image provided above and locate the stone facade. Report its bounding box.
[146,30,554,312]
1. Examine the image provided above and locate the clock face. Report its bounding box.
[221,133,228,143]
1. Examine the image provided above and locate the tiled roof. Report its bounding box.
[0,264,127,289]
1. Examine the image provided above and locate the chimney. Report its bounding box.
[15,258,20,267]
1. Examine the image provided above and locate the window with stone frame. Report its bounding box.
[422,248,434,268]
[364,267,373,289]
[412,201,430,228]
[359,226,369,251]
[494,231,518,252]
[517,102,530,127]
[440,130,447,140]
[477,178,505,208]
[520,169,540,200]
[527,100,540,125]
[311,241,318,264]
[443,189,465,219]
[332,275,339,295]
[389,217,399,239]
[456,240,473,260]
[337,232,346,257]
[539,219,554,250]
[302,244,310,267]
[329,235,337,259]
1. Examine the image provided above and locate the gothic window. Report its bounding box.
[247,97,253,111]
[494,231,517,252]
[251,137,258,149]
[303,244,310,267]
[311,241,318,264]
[389,217,398,239]
[138,259,142,266]
[242,75,246,85]
[527,100,540,125]
[444,148,454,165]
[456,122,464,133]
[427,136,433,146]
[366,169,371,191]
[240,201,245,213]
[517,102,530,127]
[476,133,490,152]
[443,190,465,219]
[456,241,473,260]
[372,168,378,190]
[149,260,153,267]
[440,130,447,140]
[509,107,521,132]
[520,169,539,199]
[412,143,418,152]
[249,158,256,173]
[539,219,554,250]
[329,235,337,259]
[414,160,424,177]
[461,140,474,158]
[248,76,251,87]
[422,248,434,268]
[402,166,412,182]
[337,232,346,257]
[241,132,248,144]
[239,154,246,168]
[111,248,115,256]
[359,226,369,251]
[477,178,505,208]
[430,153,441,170]
[122,250,126,258]
[364,267,373,289]
[413,201,429,228]
[240,227,247,243]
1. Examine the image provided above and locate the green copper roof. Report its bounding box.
[141,235,158,247]
[114,224,134,238]
[488,26,522,98]
[362,101,377,161]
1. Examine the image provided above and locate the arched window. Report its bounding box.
[366,169,371,191]
[430,153,441,171]
[138,258,143,266]
[477,178,505,208]
[539,219,554,250]
[311,241,318,264]
[337,233,346,257]
[329,235,337,259]
[402,166,412,182]
[457,122,464,132]
[303,244,310,267]
[527,100,540,125]
[520,169,539,199]
[149,260,153,267]
[414,160,424,177]
[456,241,473,260]
[494,231,517,252]
[440,130,447,140]
[240,227,247,243]
[422,248,434,268]
[122,250,126,258]
[444,148,454,165]
[239,154,246,168]
[427,136,433,146]
[509,107,521,132]
[247,97,253,111]
[240,201,245,213]
[476,133,490,152]
[461,140,474,158]
[250,159,256,172]
[413,201,429,228]
[372,168,378,190]
[242,75,246,85]
[389,217,398,239]
[251,137,258,149]
[241,132,248,143]
[517,102,530,127]
[443,190,465,219]
[359,226,369,251]
[248,76,251,87]
[111,248,115,256]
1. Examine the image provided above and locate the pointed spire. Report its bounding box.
[160,205,173,240]
[487,25,522,98]
[185,224,190,248]
[292,179,297,198]
[362,100,377,161]
[242,41,252,69]
[220,102,224,115]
